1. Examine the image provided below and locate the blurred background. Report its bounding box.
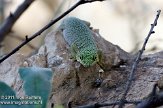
[0,0,163,57]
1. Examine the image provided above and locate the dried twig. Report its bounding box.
[0,0,35,42]
[118,10,161,108]
[0,0,105,63]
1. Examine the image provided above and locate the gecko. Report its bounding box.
[60,17,102,68]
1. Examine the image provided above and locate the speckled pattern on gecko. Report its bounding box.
[60,17,101,67]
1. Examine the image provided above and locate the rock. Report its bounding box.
[0,53,25,97]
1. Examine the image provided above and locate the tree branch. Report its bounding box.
[0,0,35,42]
[0,0,105,63]
[118,10,161,108]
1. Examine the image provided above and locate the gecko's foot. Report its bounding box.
[69,52,76,60]
[69,55,75,60]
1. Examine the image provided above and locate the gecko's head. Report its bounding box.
[76,48,99,67]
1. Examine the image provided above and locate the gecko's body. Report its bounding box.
[60,17,100,67]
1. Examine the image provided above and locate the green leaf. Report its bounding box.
[19,67,53,108]
[0,81,20,108]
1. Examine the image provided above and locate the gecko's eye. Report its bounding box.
[80,55,83,60]
[92,56,96,61]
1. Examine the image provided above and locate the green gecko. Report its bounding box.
[60,17,102,67]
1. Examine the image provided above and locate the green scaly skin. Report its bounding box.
[60,17,100,67]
